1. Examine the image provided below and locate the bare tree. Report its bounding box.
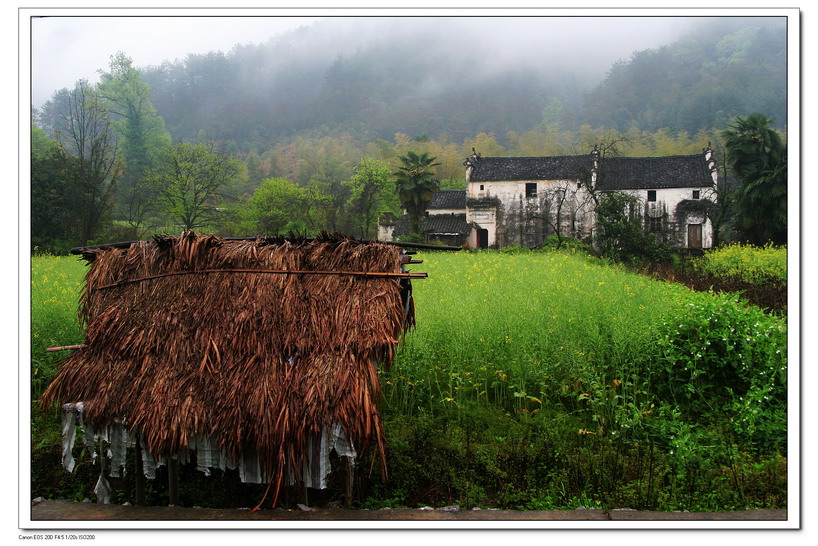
[701,140,737,247]
[147,142,244,231]
[528,183,571,249]
[56,80,121,246]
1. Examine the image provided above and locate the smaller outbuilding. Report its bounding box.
[379,190,471,246]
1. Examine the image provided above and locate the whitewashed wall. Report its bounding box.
[620,186,715,248]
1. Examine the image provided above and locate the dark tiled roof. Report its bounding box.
[598,155,712,190]
[423,214,470,235]
[393,214,470,237]
[468,154,713,190]
[428,190,467,210]
[469,156,592,182]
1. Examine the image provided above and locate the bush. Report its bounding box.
[395,233,425,244]
[653,291,787,451]
[694,243,787,284]
[594,193,675,266]
[539,235,594,254]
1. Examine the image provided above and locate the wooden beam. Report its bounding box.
[71,236,461,255]
[96,268,428,291]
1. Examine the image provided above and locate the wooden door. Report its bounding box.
[688,224,702,248]
[477,228,489,249]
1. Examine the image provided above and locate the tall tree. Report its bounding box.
[394,151,441,237]
[242,177,313,235]
[54,80,121,246]
[701,138,738,246]
[594,192,671,265]
[31,125,69,251]
[98,52,171,236]
[722,113,787,245]
[344,157,394,239]
[146,142,244,231]
[305,155,354,233]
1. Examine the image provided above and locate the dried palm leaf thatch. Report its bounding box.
[42,231,417,500]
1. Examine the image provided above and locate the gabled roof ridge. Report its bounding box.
[605,153,705,160]
[476,153,704,160]
[478,154,585,160]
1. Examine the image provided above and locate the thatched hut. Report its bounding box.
[41,231,428,507]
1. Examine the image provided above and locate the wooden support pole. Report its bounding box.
[134,437,145,506]
[297,482,308,507]
[71,237,461,256]
[344,457,354,509]
[168,457,180,506]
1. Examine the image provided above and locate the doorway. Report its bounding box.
[476,228,489,249]
[688,224,703,248]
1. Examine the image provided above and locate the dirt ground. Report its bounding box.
[28,499,788,524]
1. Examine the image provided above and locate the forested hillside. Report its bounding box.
[579,18,787,133]
[126,17,786,151]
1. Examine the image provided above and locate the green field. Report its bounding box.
[29,249,788,510]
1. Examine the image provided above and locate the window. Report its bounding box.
[526,183,537,197]
[692,190,700,199]
[647,190,657,202]
[479,184,484,191]
[649,216,662,233]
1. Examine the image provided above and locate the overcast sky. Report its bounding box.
[26,7,799,116]
[26,12,712,110]
[30,15,322,108]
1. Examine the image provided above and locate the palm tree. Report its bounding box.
[394,151,441,237]
[723,113,787,245]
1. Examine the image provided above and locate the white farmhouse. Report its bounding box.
[380,147,718,250]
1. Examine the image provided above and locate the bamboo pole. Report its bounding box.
[46,344,87,352]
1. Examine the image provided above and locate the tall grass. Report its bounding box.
[389,250,700,416]
[30,254,86,397]
[371,248,787,509]
[385,248,787,456]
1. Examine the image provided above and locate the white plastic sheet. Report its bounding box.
[60,404,79,472]
[60,408,357,489]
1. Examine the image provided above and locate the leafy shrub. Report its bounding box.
[594,193,675,266]
[694,243,787,284]
[653,291,787,451]
[395,233,425,244]
[539,235,594,254]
